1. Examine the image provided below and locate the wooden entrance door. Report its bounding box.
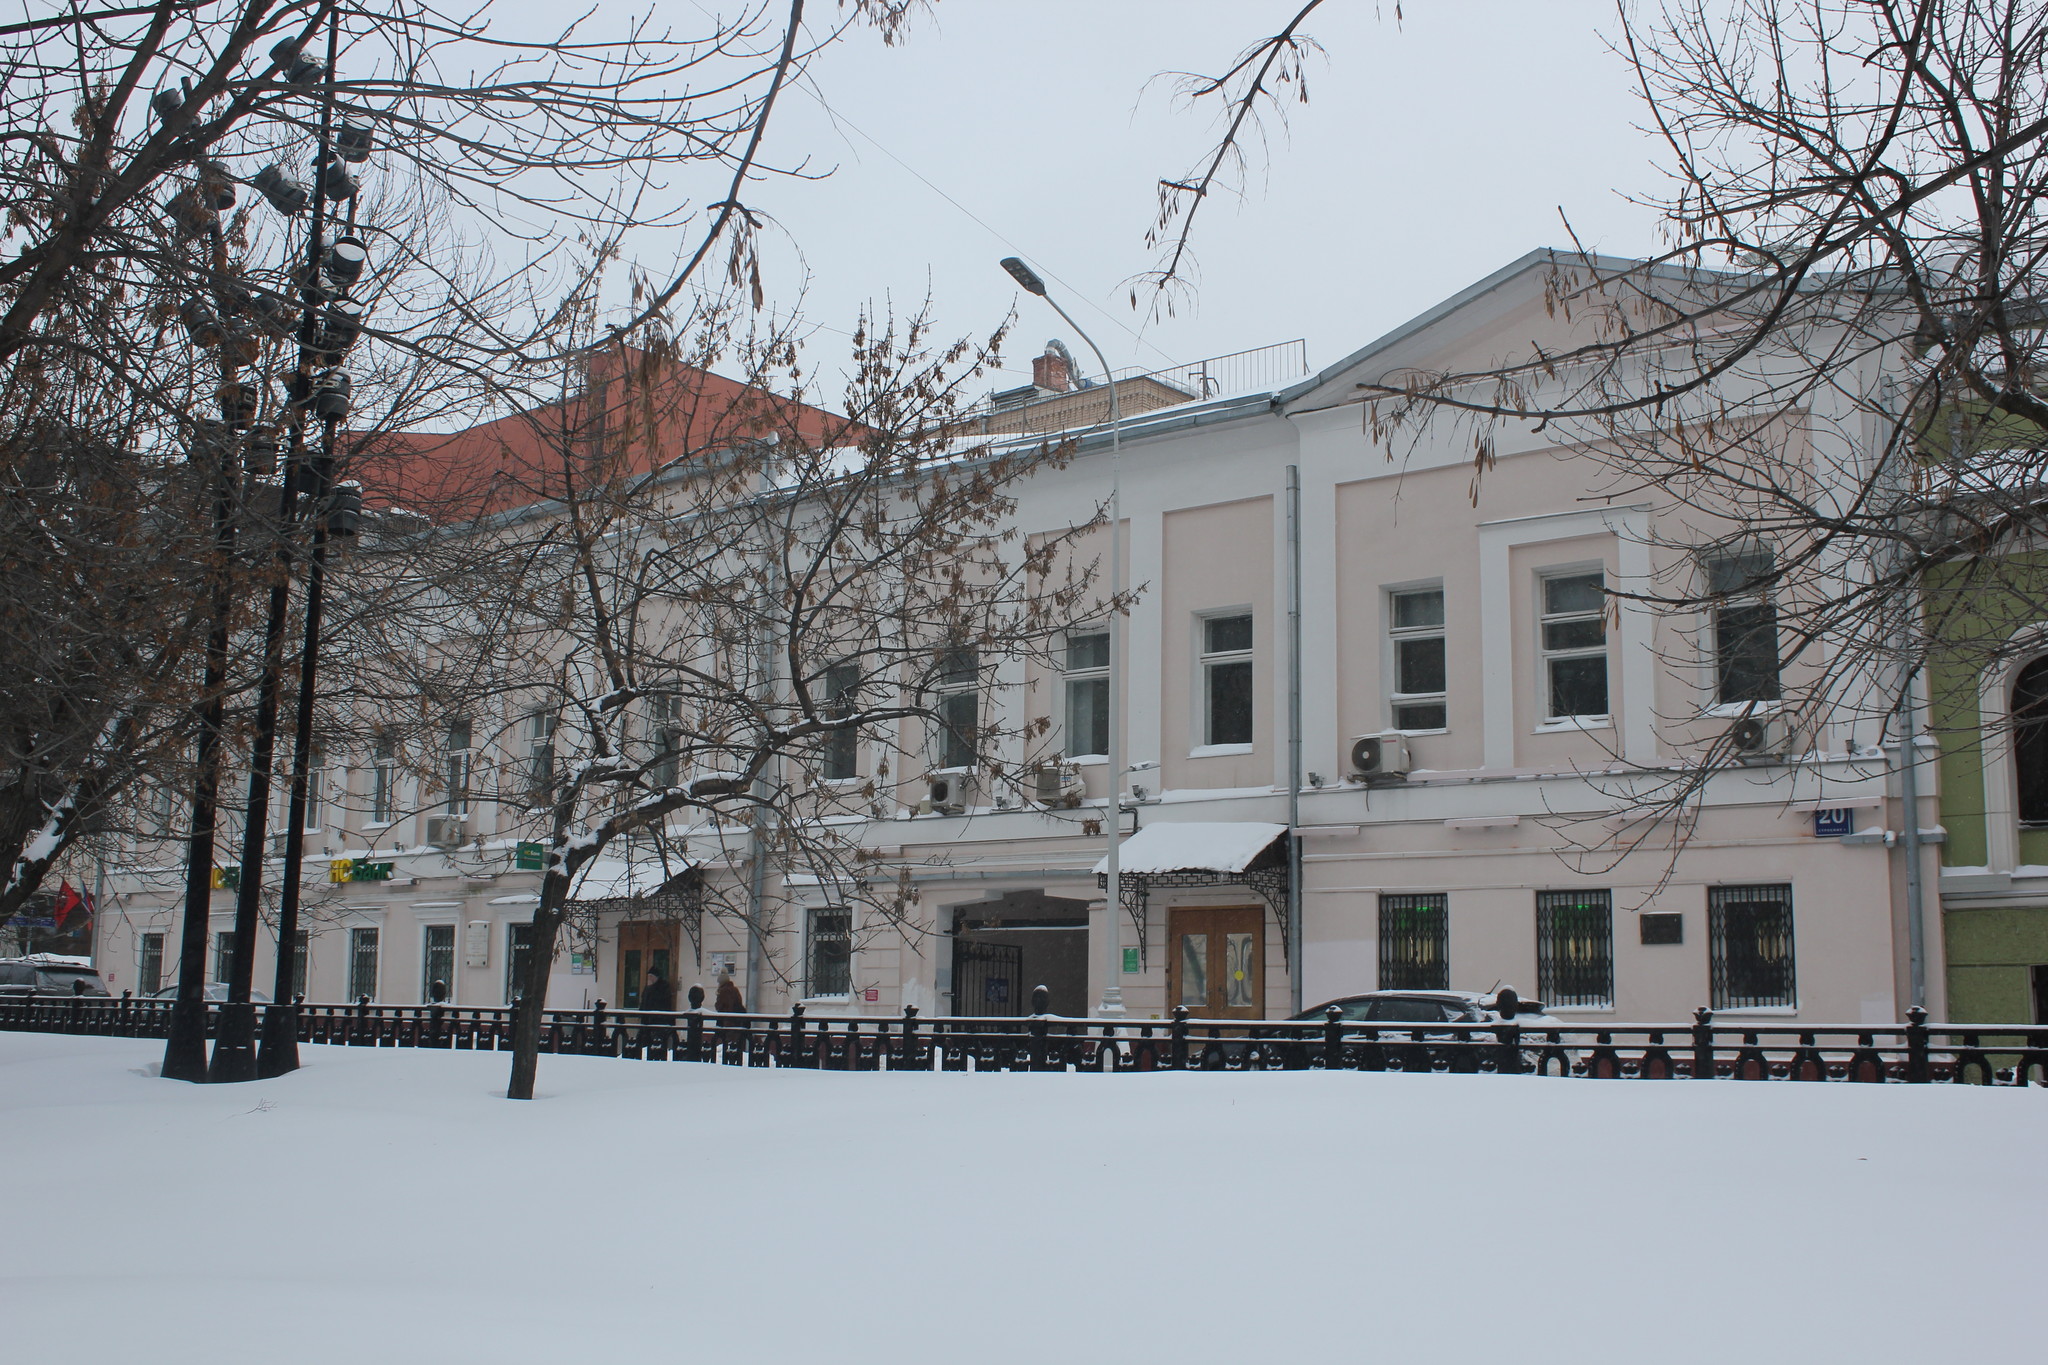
[1167,907,1265,1019]
[617,921,679,1009]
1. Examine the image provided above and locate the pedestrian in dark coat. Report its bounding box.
[715,971,744,1014]
[640,970,676,1013]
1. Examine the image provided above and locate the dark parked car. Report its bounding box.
[1288,989,1577,1071]
[149,984,272,1003]
[1288,988,1561,1029]
[0,954,112,999]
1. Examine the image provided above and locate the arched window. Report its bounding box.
[2013,657,2048,824]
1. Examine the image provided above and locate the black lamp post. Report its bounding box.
[164,16,373,1083]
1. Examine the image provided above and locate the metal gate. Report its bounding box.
[951,940,1023,1017]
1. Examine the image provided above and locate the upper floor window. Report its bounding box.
[1201,613,1254,746]
[1540,571,1608,721]
[648,696,682,791]
[1064,631,1109,758]
[443,720,471,816]
[821,662,860,781]
[525,712,557,799]
[1388,587,1446,731]
[302,748,325,832]
[2015,657,2048,824]
[369,735,396,823]
[935,649,979,771]
[1704,548,1781,704]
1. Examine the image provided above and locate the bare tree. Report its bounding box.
[347,293,1111,1098]
[1159,1,2046,856]
[0,0,914,916]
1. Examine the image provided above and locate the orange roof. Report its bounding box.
[342,347,859,521]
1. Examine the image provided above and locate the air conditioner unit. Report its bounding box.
[1727,714,1793,761]
[424,815,469,849]
[1029,762,1084,806]
[1348,731,1412,782]
[919,773,978,816]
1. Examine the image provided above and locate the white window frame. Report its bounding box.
[805,905,853,1000]
[1537,567,1611,726]
[420,922,456,1004]
[1196,610,1255,754]
[1385,583,1448,734]
[1700,546,1783,714]
[443,720,471,817]
[525,712,557,798]
[819,662,861,783]
[302,748,326,833]
[1062,629,1110,760]
[368,735,396,826]
[932,649,980,773]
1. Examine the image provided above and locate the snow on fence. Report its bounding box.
[4,991,2047,1083]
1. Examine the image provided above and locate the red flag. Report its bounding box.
[53,880,82,931]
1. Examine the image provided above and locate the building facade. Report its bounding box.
[93,253,1940,1025]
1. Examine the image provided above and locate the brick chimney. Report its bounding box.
[1032,346,1072,393]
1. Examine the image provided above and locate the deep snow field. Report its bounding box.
[2,1030,2040,1364]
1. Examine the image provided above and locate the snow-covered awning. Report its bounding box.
[568,857,700,904]
[1092,822,1289,877]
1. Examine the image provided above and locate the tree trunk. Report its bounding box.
[506,898,564,1100]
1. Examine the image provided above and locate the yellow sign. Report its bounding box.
[329,859,354,883]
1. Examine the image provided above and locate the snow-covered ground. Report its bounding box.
[4,1031,2040,1364]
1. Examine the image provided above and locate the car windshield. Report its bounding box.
[36,969,101,991]
[1369,998,1452,1023]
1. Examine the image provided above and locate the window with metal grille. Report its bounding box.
[821,662,860,780]
[1709,884,1796,1009]
[1704,549,1781,704]
[506,922,534,1003]
[421,924,455,1002]
[1201,613,1254,745]
[212,930,233,984]
[808,907,851,997]
[1536,890,1613,1008]
[138,932,164,996]
[347,926,379,1002]
[1378,893,1448,990]
[291,930,309,1000]
[1064,631,1110,758]
[1387,588,1447,731]
[1539,571,1609,720]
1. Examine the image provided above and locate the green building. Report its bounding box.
[1929,547,2048,1025]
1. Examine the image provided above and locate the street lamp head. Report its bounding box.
[999,257,1047,297]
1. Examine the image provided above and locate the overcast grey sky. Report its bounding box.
[567,1,1672,391]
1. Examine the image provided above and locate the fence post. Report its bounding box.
[588,999,608,1056]
[1691,1006,1715,1080]
[1905,1005,1931,1083]
[1029,990,1050,1072]
[685,985,705,1063]
[503,997,520,1052]
[427,999,446,1048]
[1170,1005,1189,1070]
[789,1003,807,1068]
[900,1004,920,1071]
[1323,1005,1343,1070]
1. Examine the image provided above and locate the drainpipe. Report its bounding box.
[1898,668,1927,1010]
[1286,465,1304,1016]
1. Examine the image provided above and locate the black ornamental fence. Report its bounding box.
[6,989,2048,1085]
